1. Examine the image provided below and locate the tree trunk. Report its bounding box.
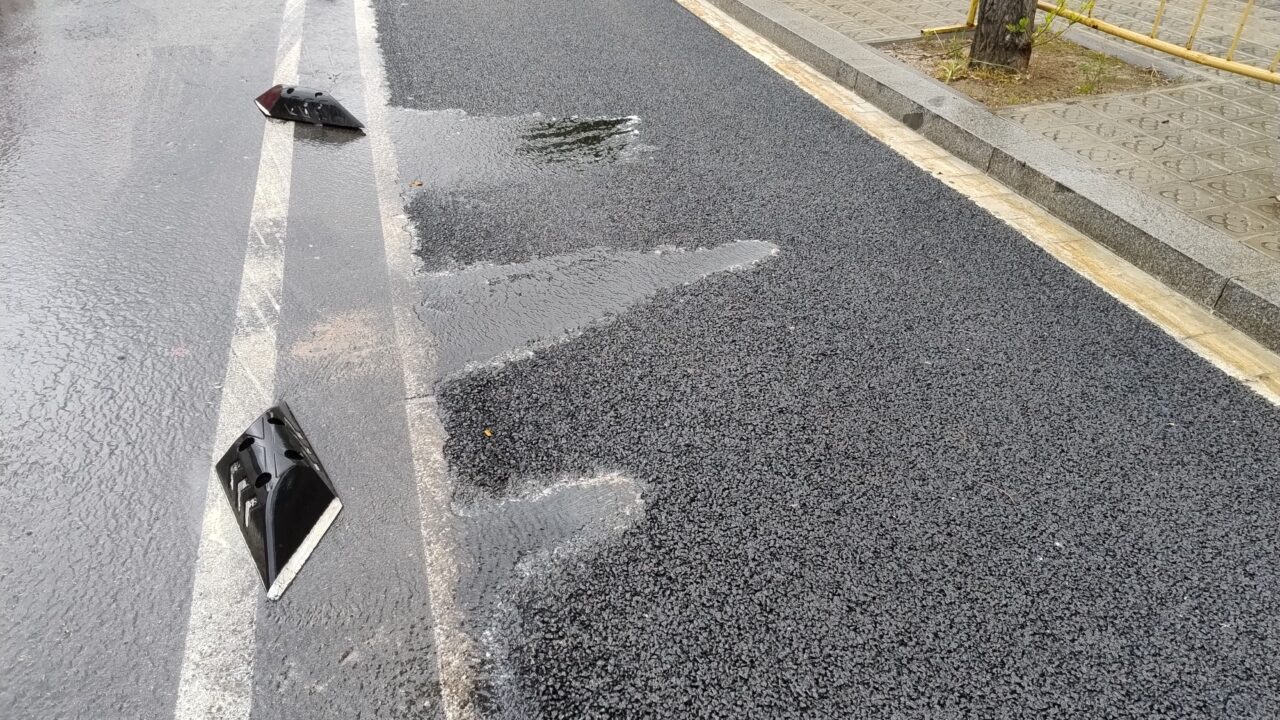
[970,0,1038,72]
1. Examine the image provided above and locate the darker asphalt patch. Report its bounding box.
[446,233,1280,719]
[376,0,1280,717]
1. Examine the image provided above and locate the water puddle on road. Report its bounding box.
[418,240,776,673]
[444,470,646,716]
[416,240,779,378]
[516,115,640,164]
[384,106,776,714]
[386,107,661,269]
[385,107,653,191]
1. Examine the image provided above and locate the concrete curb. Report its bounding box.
[704,0,1280,353]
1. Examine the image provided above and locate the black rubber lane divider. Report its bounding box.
[254,84,364,129]
[214,402,343,600]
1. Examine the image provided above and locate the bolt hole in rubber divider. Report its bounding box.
[214,401,343,600]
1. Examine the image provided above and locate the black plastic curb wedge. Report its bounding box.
[254,84,364,129]
[215,402,343,600]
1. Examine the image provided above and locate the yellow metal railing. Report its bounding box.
[924,0,1280,83]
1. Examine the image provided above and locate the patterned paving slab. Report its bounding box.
[779,0,1280,259]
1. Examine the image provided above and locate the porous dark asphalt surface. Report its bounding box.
[375,0,1280,717]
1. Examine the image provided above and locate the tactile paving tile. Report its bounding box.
[1129,92,1189,112]
[1149,128,1225,153]
[1073,144,1140,167]
[1235,93,1280,114]
[1243,235,1280,262]
[1112,161,1178,187]
[1157,153,1231,181]
[1192,205,1276,238]
[1044,103,1101,124]
[1118,134,1182,158]
[1240,167,1279,191]
[999,110,1062,131]
[1198,122,1267,145]
[1203,82,1261,101]
[1084,98,1144,117]
[1152,181,1231,212]
[1240,115,1279,136]
[1122,113,1182,134]
[1197,174,1275,204]
[1163,86,1219,105]
[1040,124,1100,148]
[1198,146,1274,174]
[1200,100,1264,122]
[1158,108,1212,128]
[1078,120,1140,141]
[1242,196,1280,224]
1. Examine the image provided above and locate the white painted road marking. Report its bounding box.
[173,0,305,717]
[266,498,342,601]
[351,1,478,717]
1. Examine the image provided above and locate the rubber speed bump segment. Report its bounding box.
[254,84,364,129]
[215,402,342,600]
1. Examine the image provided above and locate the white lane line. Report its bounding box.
[266,498,342,600]
[173,0,305,717]
[351,1,478,718]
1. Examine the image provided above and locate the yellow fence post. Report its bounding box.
[1185,0,1210,50]
[1149,0,1168,39]
[1225,0,1257,62]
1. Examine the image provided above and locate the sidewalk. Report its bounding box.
[706,0,1280,350]
[780,0,1279,258]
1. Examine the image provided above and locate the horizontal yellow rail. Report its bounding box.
[922,0,979,35]
[1039,0,1279,84]
[923,0,1280,84]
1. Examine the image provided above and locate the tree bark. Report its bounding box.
[969,0,1039,72]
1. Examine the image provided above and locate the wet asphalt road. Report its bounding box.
[3,0,1280,718]
[1,0,282,716]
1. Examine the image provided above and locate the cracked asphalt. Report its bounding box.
[2,0,1279,717]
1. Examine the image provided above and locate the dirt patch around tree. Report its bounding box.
[880,33,1175,108]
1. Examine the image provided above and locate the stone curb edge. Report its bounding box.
[704,0,1280,354]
